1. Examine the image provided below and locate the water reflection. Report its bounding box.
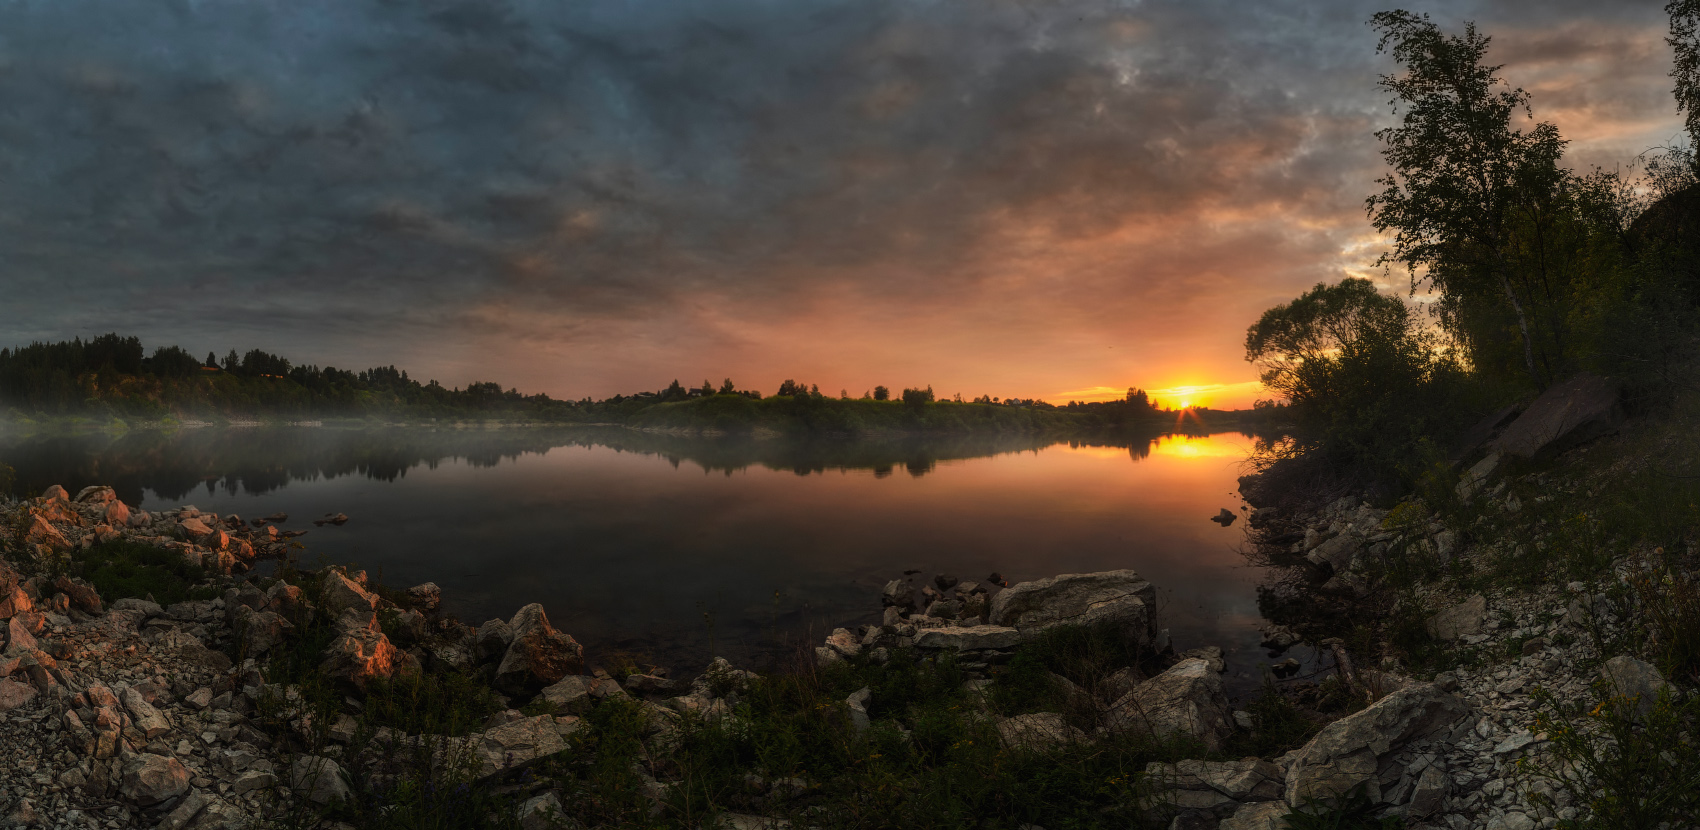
[0,425,1279,692]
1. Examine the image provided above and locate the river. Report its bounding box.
[0,425,1299,693]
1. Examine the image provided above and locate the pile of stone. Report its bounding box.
[12,485,313,579]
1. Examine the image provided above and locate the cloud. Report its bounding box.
[0,0,1683,400]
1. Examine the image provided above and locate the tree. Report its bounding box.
[776,379,799,397]
[1246,278,1469,482]
[901,385,934,408]
[873,385,890,401]
[223,349,241,372]
[720,378,736,395]
[1670,0,1700,144]
[1367,10,1569,387]
[205,352,219,369]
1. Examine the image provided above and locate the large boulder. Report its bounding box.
[996,712,1087,751]
[1426,595,1486,641]
[913,625,1021,652]
[1219,802,1288,830]
[1106,658,1234,751]
[1283,682,1468,806]
[494,604,584,696]
[1492,372,1622,459]
[1306,534,1362,573]
[471,714,576,778]
[23,515,69,550]
[0,562,29,620]
[1146,759,1285,803]
[118,753,191,806]
[988,570,1157,643]
[319,627,404,689]
[475,618,514,662]
[1600,655,1673,717]
[290,756,352,804]
[0,678,36,711]
[320,571,378,618]
[53,576,103,615]
[234,607,296,655]
[103,500,131,528]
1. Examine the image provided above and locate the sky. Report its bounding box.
[0,0,1685,408]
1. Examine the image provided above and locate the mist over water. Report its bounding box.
[0,426,1286,691]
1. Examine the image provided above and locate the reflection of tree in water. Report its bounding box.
[0,424,1266,505]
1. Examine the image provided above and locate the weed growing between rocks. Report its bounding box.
[1524,683,1700,828]
[75,539,218,605]
[1282,781,1401,830]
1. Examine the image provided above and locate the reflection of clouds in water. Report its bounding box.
[1150,433,1250,460]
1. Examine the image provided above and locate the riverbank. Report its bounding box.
[1235,374,1700,828]
[0,477,1386,829]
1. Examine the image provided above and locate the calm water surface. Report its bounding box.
[0,426,1293,692]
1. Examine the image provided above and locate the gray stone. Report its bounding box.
[1283,682,1468,806]
[988,570,1157,642]
[1148,759,1284,802]
[846,687,871,733]
[407,582,442,612]
[1600,655,1673,717]
[290,755,352,804]
[1456,453,1502,502]
[913,625,1022,651]
[996,712,1087,750]
[518,792,571,830]
[1408,764,1448,818]
[1218,801,1288,830]
[473,714,569,778]
[120,686,171,738]
[1426,595,1486,641]
[234,607,294,655]
[1307,533,1362,572]
[155,793,214,830]
[1492,372,1623,459]
[0,678,36,711]
[881,579,914,610]
[495,604,584,696]
[118,753,191,806]
[320,570,378,618]
[1107,658,1234,751]
[823,628,861,657]
[538,676,596,713]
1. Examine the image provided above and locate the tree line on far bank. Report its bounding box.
[1247,6,1700,497]
[0,334,1204,432]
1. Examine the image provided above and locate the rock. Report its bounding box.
[102,499,131,527]
[1492,372,1623,459]
[881,579,914,610]
[538,676,596,714]
[319,627,403,689]
[1306,533,1362,573]
[518,792,568,830]
[290,755,352,804]
[996,712,1087,750]
[110,597,163,617]
[5,616,38,655]
[75,485,116,504]
[475,618,515,662]
[118,753,191,806]
[924,598,965,619]
[1210,507,1236,526]
[40,484,68,502]
[1426,595,1487,641]
[1177,646,1225,674]
[913,625,1021,651]
[0,677,36,711]
[495,604,584,696]
[121,686,172,738]
[235,607,295,655]
[1107,658,1234,751]
[988,570,1158,643]
[407,582,442,611]
[320,570,378,618]
[156,793,215,830]
[1487,813,1536,830]
[1283,682,1468,805]
[1217,801,1288,830]
[23,515,69,550]
[474,714,569,778]
[824,627,862,657]
[232,769,279,795]
[1407,764,1448,818]
[1149,758,1285,802]
[1456,452,1502,501]
[1600,655,1673,717]
[846,687,872,732]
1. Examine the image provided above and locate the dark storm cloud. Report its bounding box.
[0,0,1681,397]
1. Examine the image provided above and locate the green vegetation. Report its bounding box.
[1526,683,1700,829]
[72,539,218,605]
